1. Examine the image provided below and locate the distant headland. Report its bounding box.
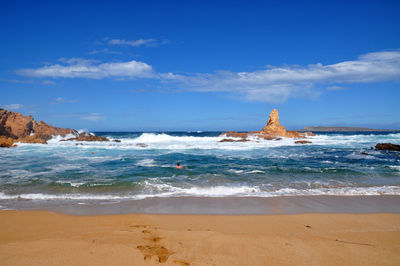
[300,126,400,132]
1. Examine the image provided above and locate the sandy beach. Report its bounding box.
[0,211,399,265]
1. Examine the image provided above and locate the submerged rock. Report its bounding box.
[295,140,312,144]
[224,132,250,139]
[375,143,400,151]
[62,132,109,142]
[257,134,282,141]
[219,138,249,142]
[136,143,148,148]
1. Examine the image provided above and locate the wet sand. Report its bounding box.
[0,210,399,265]
[3,195,400,215]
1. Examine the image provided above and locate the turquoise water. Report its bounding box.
[0,131,399,207]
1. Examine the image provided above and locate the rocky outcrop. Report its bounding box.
[257,135,282,140]
[220,109,312,142]
[261,109,307,138]
[0,109,76,144]
[0,136,17,147]
[62,132,109,142]
[375,143,400,151]
[219,138,249,143]
[295,140,312,144]
[261,109,288,136]
[0,109,109,147]
[223,132,251,139]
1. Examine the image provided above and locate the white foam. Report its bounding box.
[389,165,400,171]
[1,185,399,201]
[14,131,400,152]
[136,159,157,167]
[246,170,264,174]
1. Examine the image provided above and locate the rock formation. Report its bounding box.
[295,140,312,144]
[261,109,311,138]
[61,132,109,142]
[261,109,287,136]
[0,109,110,147]
[219,138,249,143]
[0,136,17,147]
[220,109,314,142]
[375,143,400,151]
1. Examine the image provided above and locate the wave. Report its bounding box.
[1,185,399,201]
[13,132,400,151]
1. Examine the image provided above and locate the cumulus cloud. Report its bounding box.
[2,104,23,110]
[108,38,157,47]
[17,58,154,79]
[55,113,105,122]
[79,113,105,121]
[164,50,400,102]
[51,97,78,104]
[15,50,400,103]
[87,48,122,55]
[326,86,349,90]
[42,80,56,85]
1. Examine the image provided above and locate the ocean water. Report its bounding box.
[0,131,399,209]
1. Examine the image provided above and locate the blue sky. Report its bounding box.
[1,0,400,131]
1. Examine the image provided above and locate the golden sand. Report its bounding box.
[0,211,399,265]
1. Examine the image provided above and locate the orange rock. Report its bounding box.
[219,109,311,141]
[257,134,282,140]
[0,109,34,138]
[219,138,249,142]
[19,134,48,144]
[0,109,77,145]
[0,136,17,147]
[295,140,312,144]
[33,121,75,137]
[261,109,306,138]
[261,109,287,136]
[63,132,109,142]
[222,132,249,139]
[0,109,107,147]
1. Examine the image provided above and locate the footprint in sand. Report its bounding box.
[133,225,174,263]
[132,224,189,264]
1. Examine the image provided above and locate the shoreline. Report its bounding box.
[2,195,400,215]
[0,210,399,265]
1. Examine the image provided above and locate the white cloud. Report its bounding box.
[87,48,121,55]
[55,113,105,122]
[17,58,154,79]
[51,97,77,104]
[80,113,105,121]
[164,50,400,102]
[327,86,349,90]
[108,38,157,47]
[2,104,23,110]
[42,80,56,85]
[15,50,400,103]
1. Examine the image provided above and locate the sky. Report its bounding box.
[1,0,400,131]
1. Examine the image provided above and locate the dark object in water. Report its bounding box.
[113,139,121,143]
[295,140,312,144]
[375,143,400,151]
[219,138,249,142]
[360,152,369,155]
[136,143,148,147]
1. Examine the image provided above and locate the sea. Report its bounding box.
[0,131,399,211]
